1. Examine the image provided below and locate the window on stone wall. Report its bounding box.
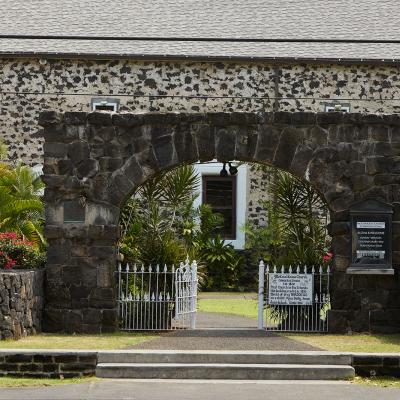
[202,175,237,239]
[91,98,120,112]
[324,103,350,113]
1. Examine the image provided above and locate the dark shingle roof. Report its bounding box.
[1,0,399,63]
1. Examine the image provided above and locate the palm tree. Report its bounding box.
[119,164,200,266]
[244,166,330,267]
[0,163,45,248]
[271,169,329,266]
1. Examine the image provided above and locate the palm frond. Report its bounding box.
[162,165,199,207]
[19,220,46,248]
[0,163,45,247]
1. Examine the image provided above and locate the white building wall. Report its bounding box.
[193,161,248,249]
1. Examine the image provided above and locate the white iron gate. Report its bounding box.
[258,261,332,332]
[116,260,197,331]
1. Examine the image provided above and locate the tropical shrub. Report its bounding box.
[119,165,198,266]
[244,166,331,267]
[0,140,46,267]
[0,160,45,249]
[119,165,243,289]
[199,235,243,290]
[0,232,45,270]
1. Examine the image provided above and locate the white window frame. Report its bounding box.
[324,103,350,113]
[193,161,247,250]
[31,164,43,175]
[91,98,120,112]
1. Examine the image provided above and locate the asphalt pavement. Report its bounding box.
[1,379,399,400]
[130,312,319,351]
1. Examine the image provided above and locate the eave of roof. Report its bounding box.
[1,38,400,65]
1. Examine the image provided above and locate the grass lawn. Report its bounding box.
[199,292,257,299]
[353,376,400,388]
[198,292,258,319]
[0,332,158,350]
[285,333,400,353]
[197,293,400,353]
[0,376,96,388]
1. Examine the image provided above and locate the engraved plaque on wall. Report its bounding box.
[63,200,86,224]
[348,199,393,275]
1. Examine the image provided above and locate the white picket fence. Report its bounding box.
[258,261,332,332]
[116,260,198,331]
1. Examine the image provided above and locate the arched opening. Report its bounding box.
[116,159,332,332]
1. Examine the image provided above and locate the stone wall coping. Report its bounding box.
[0,349,98,355]
[0,349,399,357]
[350,352,400,357]
[0,269,43,275]
[38,110,400,128]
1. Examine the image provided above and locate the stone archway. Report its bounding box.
[39,111,400,333]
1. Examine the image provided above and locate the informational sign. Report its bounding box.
[355,221,386,260]
[268,273,313,305]
[349,199,393,273]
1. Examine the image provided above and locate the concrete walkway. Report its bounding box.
[130,312,319,351]
[196,311,257,328]
[131,330,319,350]
[1,379,399,400]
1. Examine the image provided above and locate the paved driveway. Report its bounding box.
[1,379,399,400]
[130,311,319,351]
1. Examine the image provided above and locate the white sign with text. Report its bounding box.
[268,273,313,305]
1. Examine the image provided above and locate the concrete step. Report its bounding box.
[98,350,352,365]
[96,362,355,380]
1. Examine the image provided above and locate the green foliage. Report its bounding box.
[244,166,330,267]
[200,235,243,290]
[0,232,45,270]
[243,201,284,264]
[119,165,198,266]
[0,140,46,266]
[0,143,45,250]
[119,165,243,289]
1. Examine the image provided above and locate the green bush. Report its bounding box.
[119,165,243,289]
[0,153,45,249]
[244,166,331,267]
[200,235,243,290]
[0,232,45,270]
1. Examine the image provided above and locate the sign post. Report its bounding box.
[347,199,393,275]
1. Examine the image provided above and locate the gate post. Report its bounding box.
[258,260,265,330]
[190,261,198,330]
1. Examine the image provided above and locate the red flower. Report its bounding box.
[0,232,18,240]
[4,258,16,270]
[323,252,333,262]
